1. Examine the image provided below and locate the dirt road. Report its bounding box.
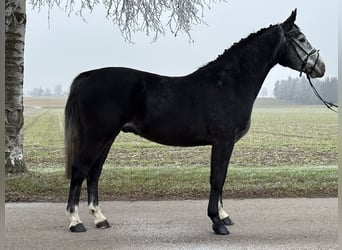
[5,198,337,250]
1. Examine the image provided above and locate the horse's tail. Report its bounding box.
[65,74,85,180]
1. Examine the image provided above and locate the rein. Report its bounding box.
[305,73,338,113]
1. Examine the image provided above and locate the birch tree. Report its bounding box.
[5,0,225,174]
[5,0,27,174]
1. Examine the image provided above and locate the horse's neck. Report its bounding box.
[201,26,284,100]
[231,27,283,98]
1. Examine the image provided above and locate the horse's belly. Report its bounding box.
[121,122,210,147]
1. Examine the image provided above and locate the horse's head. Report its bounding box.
[278,9,325,78]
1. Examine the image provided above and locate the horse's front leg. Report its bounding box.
[208,139,234,235]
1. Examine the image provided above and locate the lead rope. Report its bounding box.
[306,73,338,113]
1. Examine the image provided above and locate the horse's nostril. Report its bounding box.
[320,62,326,76]
[312,60,325,78]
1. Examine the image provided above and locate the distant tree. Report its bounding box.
[274,80,286,100]
[44,87,52,96]
[28,87,44,97]
[320,77,338,104]
[5,0,227,174]
[273,76,338,105]
[54,84,62,96]
[259,87,268,97]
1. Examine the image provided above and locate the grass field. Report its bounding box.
[5,97,338,202]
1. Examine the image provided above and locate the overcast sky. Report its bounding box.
[24,0,338,96]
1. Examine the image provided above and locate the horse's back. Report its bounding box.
[74,67,156,95]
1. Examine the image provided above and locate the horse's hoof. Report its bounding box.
[70,223,87,233]
[96,220,111,229]
[212,222,230,235]
[222,216,234,226]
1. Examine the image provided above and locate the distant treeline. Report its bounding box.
[26,84,69,97]
[273,76,338,104]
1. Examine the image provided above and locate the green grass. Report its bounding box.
[6,165,337,202]
[5,98,338,201]
[24,109,65,167]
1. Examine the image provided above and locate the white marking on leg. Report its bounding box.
[218,200,229,220]
[89,203,107,225]
[67,206,82,228]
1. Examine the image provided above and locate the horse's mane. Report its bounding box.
[196,24,278,73]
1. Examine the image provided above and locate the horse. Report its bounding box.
[65,9,325,235]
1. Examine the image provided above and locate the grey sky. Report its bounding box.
[24,0,338,95]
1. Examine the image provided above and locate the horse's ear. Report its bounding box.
[281,9,297,31]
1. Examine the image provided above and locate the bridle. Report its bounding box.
[289,38,320,77]
[285,28,338,112]
[284,26,320,77]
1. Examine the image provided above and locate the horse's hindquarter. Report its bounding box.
[76,68,148,134]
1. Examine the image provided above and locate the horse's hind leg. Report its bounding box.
[66,136,111,232]
[67,158,88,232]
[87,141,113,229]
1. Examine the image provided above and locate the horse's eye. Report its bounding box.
[298,37,306,43]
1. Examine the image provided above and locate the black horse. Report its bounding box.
[65,9,325,235]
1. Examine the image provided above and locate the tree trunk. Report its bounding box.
[5,0,28,174]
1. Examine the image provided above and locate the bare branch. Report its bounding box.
[29,0,227,42]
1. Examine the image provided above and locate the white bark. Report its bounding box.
[5,0,28,174]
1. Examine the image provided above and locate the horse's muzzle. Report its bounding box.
[309,56,325,78]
